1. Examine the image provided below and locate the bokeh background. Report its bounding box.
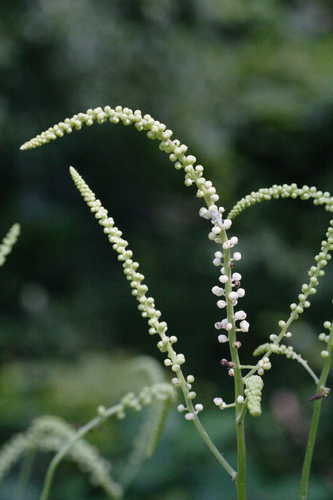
[1,1,333,499]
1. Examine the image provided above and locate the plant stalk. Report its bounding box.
[223,244,247,500]
[299,324,333,500]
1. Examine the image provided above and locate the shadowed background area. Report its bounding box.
[1,1,333,498]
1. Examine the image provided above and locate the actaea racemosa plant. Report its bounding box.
[1,105,332,500]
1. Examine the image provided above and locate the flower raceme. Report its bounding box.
[19,105,333,500]
[0,223,20,267]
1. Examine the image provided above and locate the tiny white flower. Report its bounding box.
[212,286,224,296]
[223,219,232,230]
[228,291,238,301]
[217,300,226,309]
[237,288,245,298]
[219,275,229,284]
[185,412,195,421]
[220,319,229,328]
[218,334,228,343]
[232,272,242,281]
[213,397,223,406]
[199,207,210,219]
[233,252,242,261]
[235,310,247,321]
[177,404,185,412]
[239,320,249,332]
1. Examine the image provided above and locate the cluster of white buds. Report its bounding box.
[21,105,222,209]
[177,400,204,421]
[112,383,175,420]
[69,167,203,421]
[228,183,333,221]
[212,266,248,338]
[255,356,272,375]
[319,321,333,359]
[199,197,250,401]
[296,226,333,312]
[0,223,20,267]
[253,342,316,380]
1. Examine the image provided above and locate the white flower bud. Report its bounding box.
[217,300,226,309]
[185,412,195,421]
[199,207,210,219]
[239,320,249,332]
[223,219,232,229]
[235,310,247,320]
[212,286,224,296]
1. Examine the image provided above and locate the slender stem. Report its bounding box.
[298,358,319,385]
[299,325,333,500]
[223,244,247,500]
[176,369,236,479]
[193,416,237,480]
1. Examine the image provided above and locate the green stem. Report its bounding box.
[299,324,333,500]
[175,369,236,479]
[223,244,247,500]
[193,416,237,480]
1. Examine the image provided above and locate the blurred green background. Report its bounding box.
[1,0,333,498]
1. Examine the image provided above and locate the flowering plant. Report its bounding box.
[1,106,332,500]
